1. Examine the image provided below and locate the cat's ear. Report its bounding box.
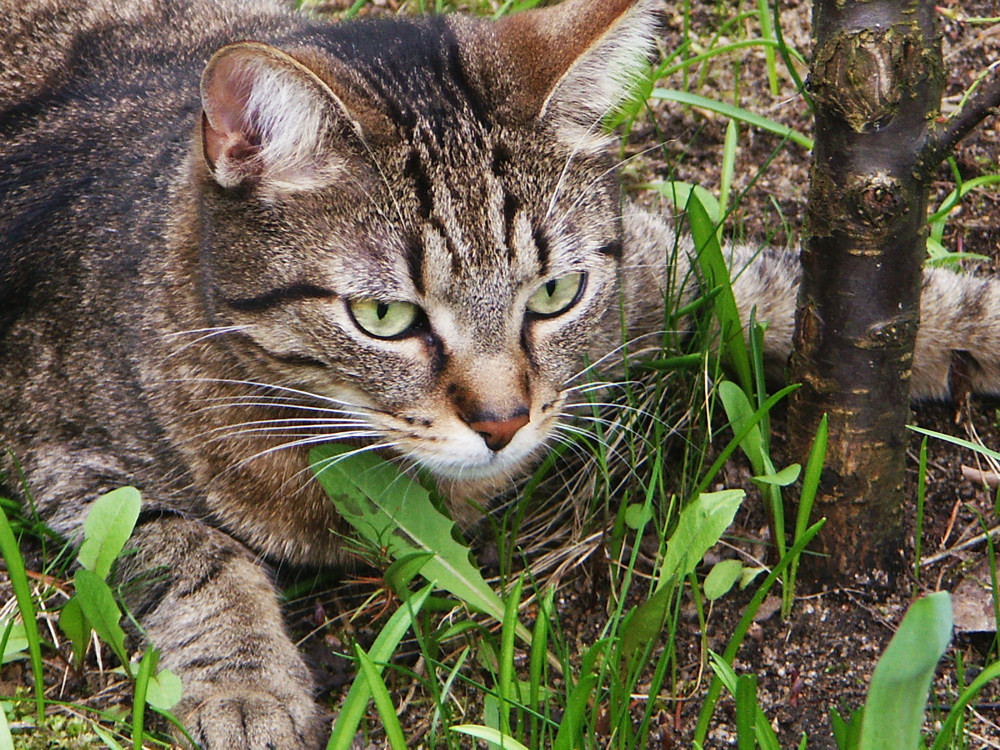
[200,42,362,192]
[496,0,659,152]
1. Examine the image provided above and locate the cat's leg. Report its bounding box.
[117,515,326,750]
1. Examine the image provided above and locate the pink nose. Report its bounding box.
[467,413,530,451]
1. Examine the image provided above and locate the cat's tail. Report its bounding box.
[622,203,1000,401]
[910,268,1000,399]
[728,244,1000,401]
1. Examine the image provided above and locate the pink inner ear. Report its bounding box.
[201,57,261,172]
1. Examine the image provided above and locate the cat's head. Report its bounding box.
[190,0,659,489]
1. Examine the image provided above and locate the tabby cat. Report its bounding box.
[3,0,1000,747]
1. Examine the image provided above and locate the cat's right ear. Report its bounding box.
[200,42,361,192]
[495,0,659,153]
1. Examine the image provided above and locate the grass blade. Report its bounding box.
[651,88,813,149]
[354,644,407,750]
[687,192,753,395]
[931,658,1000,750]
[735,673,757,750]
[0,502,44,722]
[498,575,524,735]
[784,414,827,617]
[132,647,158,750]
[327,584,432,750]
[528,586,554,748]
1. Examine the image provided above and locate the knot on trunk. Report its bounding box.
[811,26,927,133]
[849,171,904,227]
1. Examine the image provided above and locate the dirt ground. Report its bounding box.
[4,0,1000,748]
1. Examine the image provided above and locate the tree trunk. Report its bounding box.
[788,0,944,586]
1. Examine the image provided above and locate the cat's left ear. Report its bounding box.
[496,0,659,152]
[200,42,364,192]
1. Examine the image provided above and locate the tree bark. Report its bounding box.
[788,0,944,586]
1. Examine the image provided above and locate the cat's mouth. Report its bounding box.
[401,423,545,482]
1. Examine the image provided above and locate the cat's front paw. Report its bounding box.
[180,687,327,750]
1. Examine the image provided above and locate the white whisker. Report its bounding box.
[162,326,250,358]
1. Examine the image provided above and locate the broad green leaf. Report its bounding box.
[859,592,952,750]
[0,620,27,665]
[310,445,525,641]
[657,489,745,589]
[145,667,183,711]
[704,559,743,601]
[624,502,653,531]
[718,381,764,471]
[451,725,531,750]
[740,567,766,590]
[0,698,12,750]
[77,486,141,580]
[752,464,801,487]
[327,584,432,750]
[623,582,673,660]
[719,380,787,564]
[74,569,130,671]
[58,597,90,669]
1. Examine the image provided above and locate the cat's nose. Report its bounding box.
[467,412,530,452]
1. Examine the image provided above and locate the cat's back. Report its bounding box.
[0,0,300,325]
[1,0,293,106]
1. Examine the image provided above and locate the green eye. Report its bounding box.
[526,273,585,317]
[348,299,420,339]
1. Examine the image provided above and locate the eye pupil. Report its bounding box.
[376,302,389,319]
[545,280,558,297]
